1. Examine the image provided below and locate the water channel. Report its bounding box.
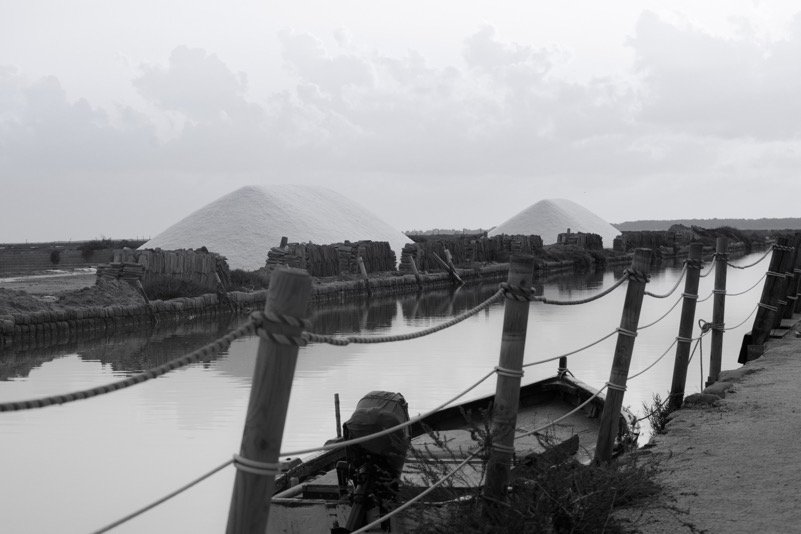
[0,251,771,533]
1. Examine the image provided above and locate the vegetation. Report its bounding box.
[228,268,272,291]
[403,411,661,534]
[49,250,61,265]
[642,393,672,436]
[77,238,146,261]
[141,275,210,301]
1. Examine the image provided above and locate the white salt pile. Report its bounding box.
[140,185,413,271]
[489,198,621,248]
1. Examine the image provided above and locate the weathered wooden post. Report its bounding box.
[484,254,535,502]
[594,249,651,464]
[357,256,372,296]
[745,237,790,361]
[668,243,703,410]
[408,253,424,290]
[791,234,801,315]
[707,237,728,386]
[226,268,312,534]
[780,234,801,320]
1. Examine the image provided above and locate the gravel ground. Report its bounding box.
[615,322,801,534]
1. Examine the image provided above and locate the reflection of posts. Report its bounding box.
[669,243,703,410]
[595,248,651,464]
[707,237,728,386]
[226,268,312,533]
[484,254,535,503]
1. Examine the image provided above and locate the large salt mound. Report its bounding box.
[489,199,620,248]
[140,185,413,271]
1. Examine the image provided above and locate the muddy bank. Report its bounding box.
[614,320,801,534]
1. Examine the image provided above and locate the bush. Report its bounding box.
[49,250,61,265]
[228,269,272,291]
[141,276,210,300]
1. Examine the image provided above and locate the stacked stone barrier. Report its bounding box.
[265,240,397,277]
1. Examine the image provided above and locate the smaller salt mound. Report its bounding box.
[141,185,413,271]
[489,199,620,247]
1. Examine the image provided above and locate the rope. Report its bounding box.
[699,257,716,278]
[766,271,786,279]
[616,328,638,338]
[521,330,618,368]
[758,302,779,313]
[645,264,686,298]
[624,269,650,284]
[350,451,480,534]
[725,273,767,297]
[530,273,629,305]
[727,247,772,269]
[722,304,759,332]
[232,454,282,477]
[639,295,683,330]
[279,368,497,457]
[605,381,627,392]
[303,289,504,346]
[0,321,258,413]
[90,459,233,534]
[494,366,525,378]
[514,385,607,440]
[696,290,714,303]
[627,339,678,380]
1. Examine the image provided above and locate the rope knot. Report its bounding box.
[499,282,535,302]
[624,269,650,284]
[683,258,704,270]
[250,310,309,347]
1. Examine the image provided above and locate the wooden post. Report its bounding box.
[226,268,312,534]
[279,236,288,249]
[668,243,703,410]
[484,255,535,503]
[707,237,728,386]
[408,253,424,290]
[444,249,464,286]
[357,256,371,296]
[780,234,801,320]
[749,237,790,351]
[594,249,651,464]
[432,251,464,286]
[792,234,801,315]
[334,393,342,439]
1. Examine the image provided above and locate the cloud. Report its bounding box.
[630,10,801,140]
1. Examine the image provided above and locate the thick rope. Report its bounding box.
[303,289,504,346]
[727,247,773,269]
[90,459,233,534]
[529,273,630,306]
[645,264,686,298]
[628,339,678,380]
[725,273,767,297]
[279,368,497,457]
[699,257,716,278]
[722,304,759,332]
[0,321,258,413]
[514,385,607,440]
[521,330,618,368]
[639,295,683,330]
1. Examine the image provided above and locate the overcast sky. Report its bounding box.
[2,1,800,243]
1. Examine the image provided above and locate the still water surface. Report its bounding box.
[0,252,771,533]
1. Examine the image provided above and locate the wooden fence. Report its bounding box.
[110,248,231,290]
[265,240,396,277]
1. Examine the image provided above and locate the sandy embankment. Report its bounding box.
[0,271,97,295]
[617,322,801,534]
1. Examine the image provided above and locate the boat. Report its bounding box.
[267,374,639,534]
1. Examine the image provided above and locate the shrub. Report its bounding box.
[141,275,210,300]
[228,269,272,291]
[49,250,61,265]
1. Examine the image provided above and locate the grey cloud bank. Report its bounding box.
[1,6,800,243]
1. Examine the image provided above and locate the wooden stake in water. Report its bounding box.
[749,237,790,350]
[707,237,728,386]
[669,243,703,410]
[484,254,535,503]
[226,268,312,534]
[357,256,372,297]
[594,249,651,464]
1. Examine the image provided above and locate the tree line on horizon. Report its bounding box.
[614,217,801,232]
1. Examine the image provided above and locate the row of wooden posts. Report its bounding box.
[225,238,800,532]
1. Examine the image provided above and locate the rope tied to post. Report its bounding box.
[773,244,795,252]
[758,302,779,312]
[681,292,698,300]
[494,366,525,378]
[698,319,724,333]
[766,271,786,278]
[232,454,282,477]
[624,269,650,284]
[499,282,535,302]
[250,310,310,347]
[616,327,638,338]
[605,381,627,392]
[684,258,704,270]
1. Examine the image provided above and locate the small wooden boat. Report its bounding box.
[267,375,638,534]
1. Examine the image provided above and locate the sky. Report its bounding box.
[1,1,801,243]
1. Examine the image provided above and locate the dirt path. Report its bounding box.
[618,324,801,533]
